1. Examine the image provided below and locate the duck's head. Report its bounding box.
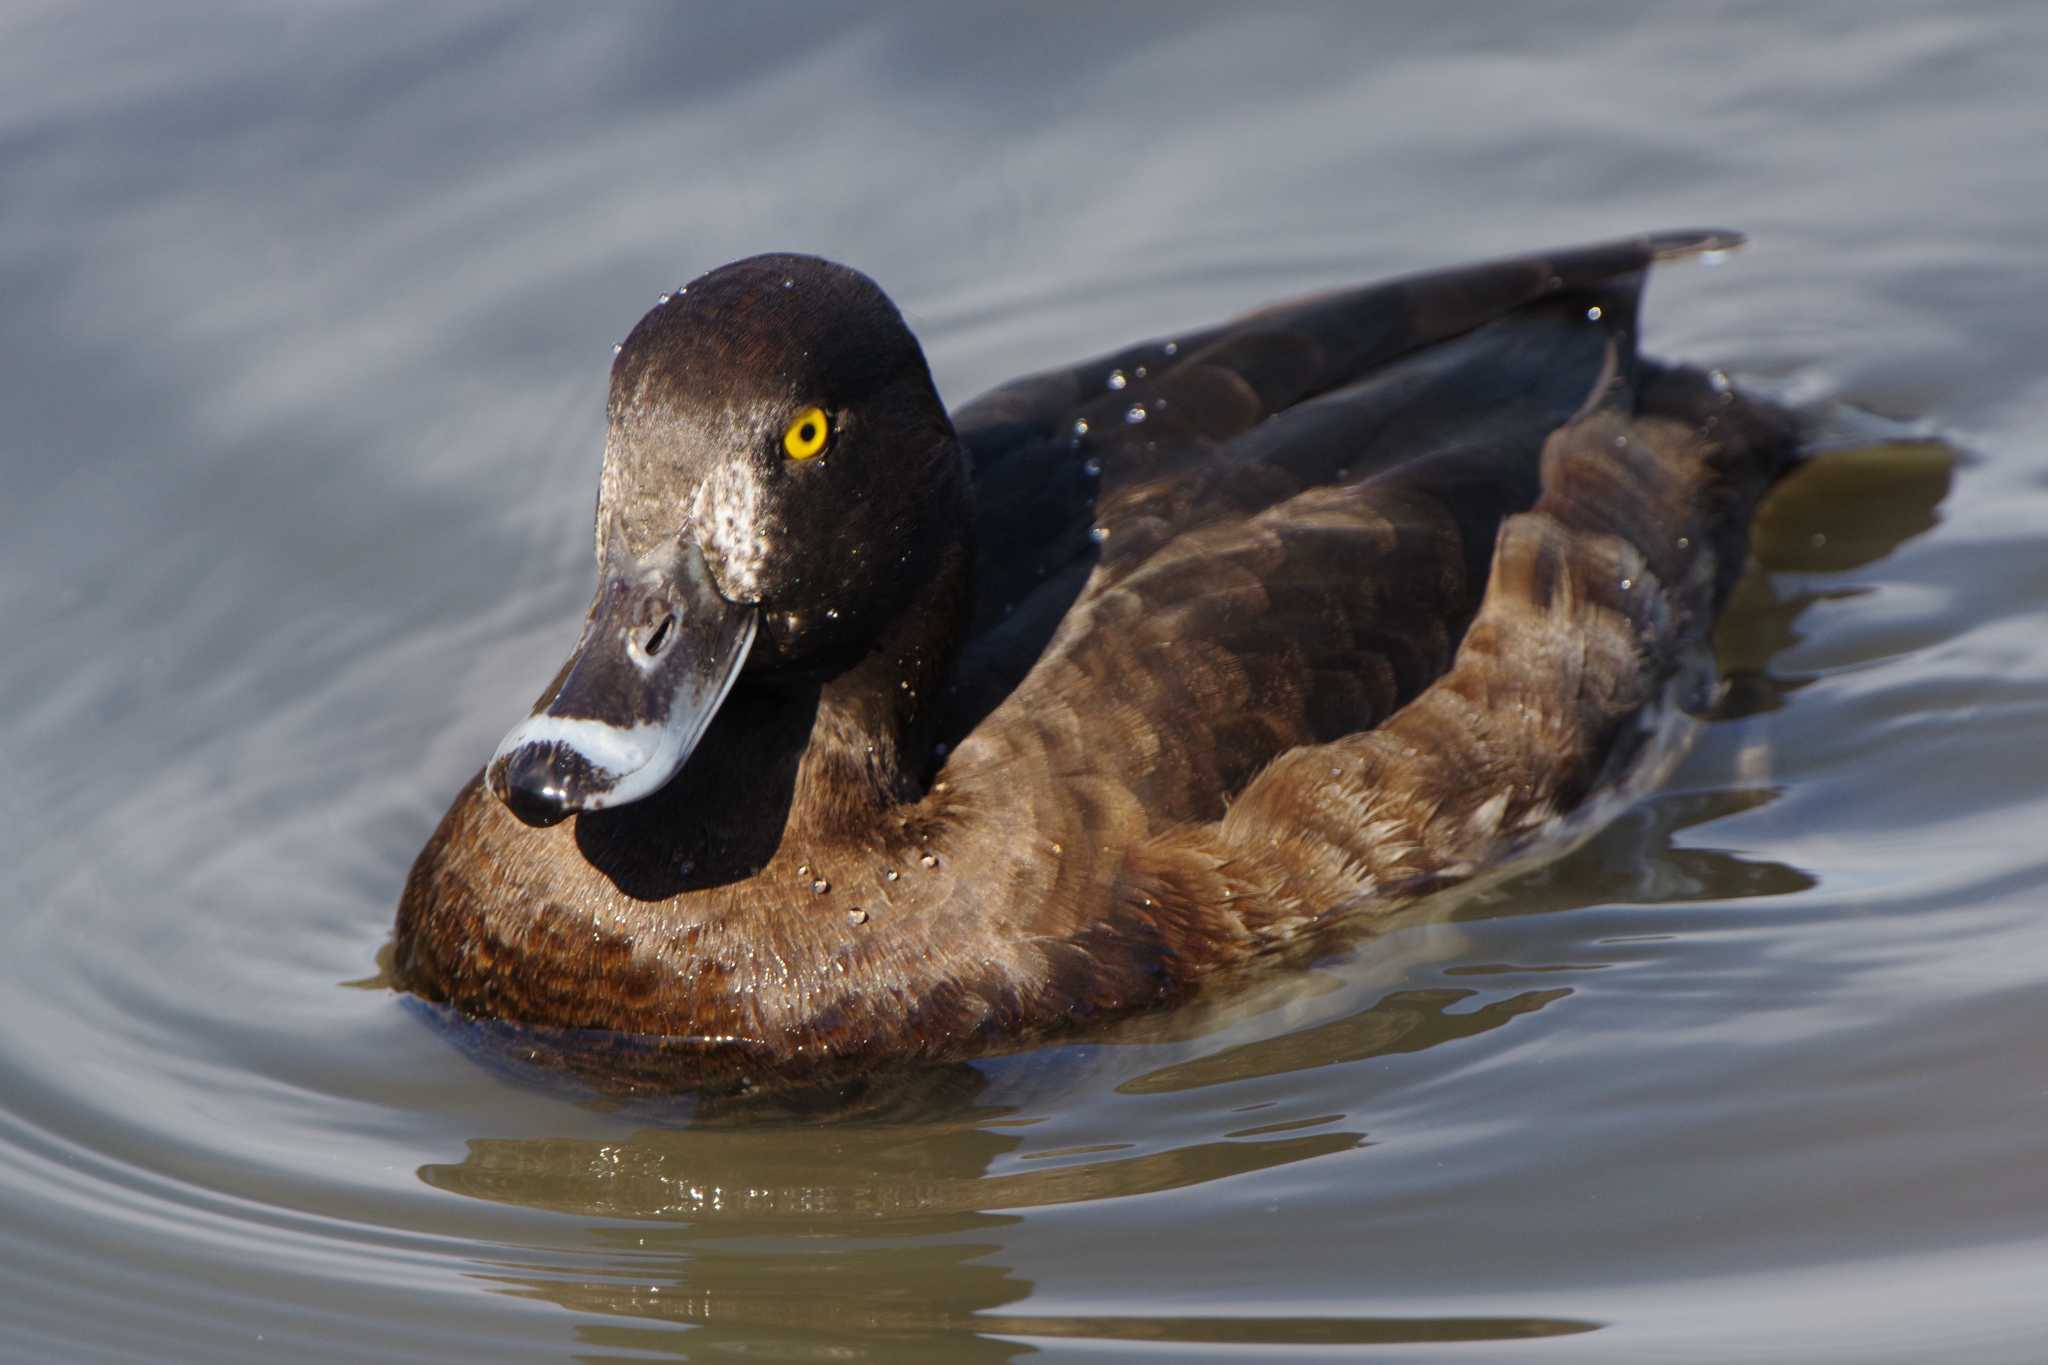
[486,254,965,828]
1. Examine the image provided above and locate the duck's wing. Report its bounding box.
[953,230,1743,632]
[943,270,1647,833]
[945,233,1739,787]
[1123,360,1802,938]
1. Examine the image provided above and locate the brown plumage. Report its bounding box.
[393,232,1800,1093]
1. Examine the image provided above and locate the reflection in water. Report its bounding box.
[1458,786,1818,921]
[490,1240,1035,1365]
[422,1112,1594,1357]
[1119,987,1569,1095]
[426,1119,1366,1357]
[558,1306,1595,1362]
[428,1118,1036,1360]
[1749,437,1955,577]
[425,1115,1363,1224]
[1717,437,1955,719]
[969,1312,1594,1348]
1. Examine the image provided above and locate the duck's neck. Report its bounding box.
[778,535,972,847]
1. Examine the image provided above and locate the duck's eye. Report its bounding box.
[782,406,830,461]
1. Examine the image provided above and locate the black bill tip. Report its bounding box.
[487,743,588,828]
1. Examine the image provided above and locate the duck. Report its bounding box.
[394,231,1801,1092]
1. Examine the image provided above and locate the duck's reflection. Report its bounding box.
[408,434,1950,1360]
[422,1101,1594,1358]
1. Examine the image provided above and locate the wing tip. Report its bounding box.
[1646,228,1748,261]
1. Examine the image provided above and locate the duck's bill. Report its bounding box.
[487,534,756,828]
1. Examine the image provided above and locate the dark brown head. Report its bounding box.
[488,254,969,827]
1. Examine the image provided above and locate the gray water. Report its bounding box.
[6,4,2048,1361]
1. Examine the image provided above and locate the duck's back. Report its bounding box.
[941,233,1769,839]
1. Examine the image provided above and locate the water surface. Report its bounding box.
[5,4,2048,1361]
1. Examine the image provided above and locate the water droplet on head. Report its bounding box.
[1585,305,1604,321]
[1107,369,1128,391]
[847,908,868,926]
[884,868,899,882]
[1709,369,1732,393]
[658,293,671,304]
[1071,417,1090,437]
[1082,456,1102,477]
[826,607,840,620]
[1090,525,1110,543]
[782,277,794,289]
[1124,404,1147,425]
[1134,365,1148,379]
[1163,340,1179,357]
[1618,577,1634,592]
[810,878,830,895]
[920,852,939,869]
[612,342,624,355]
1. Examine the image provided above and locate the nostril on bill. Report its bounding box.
[643,612,675,658]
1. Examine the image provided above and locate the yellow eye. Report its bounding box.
[782,405,830,461]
